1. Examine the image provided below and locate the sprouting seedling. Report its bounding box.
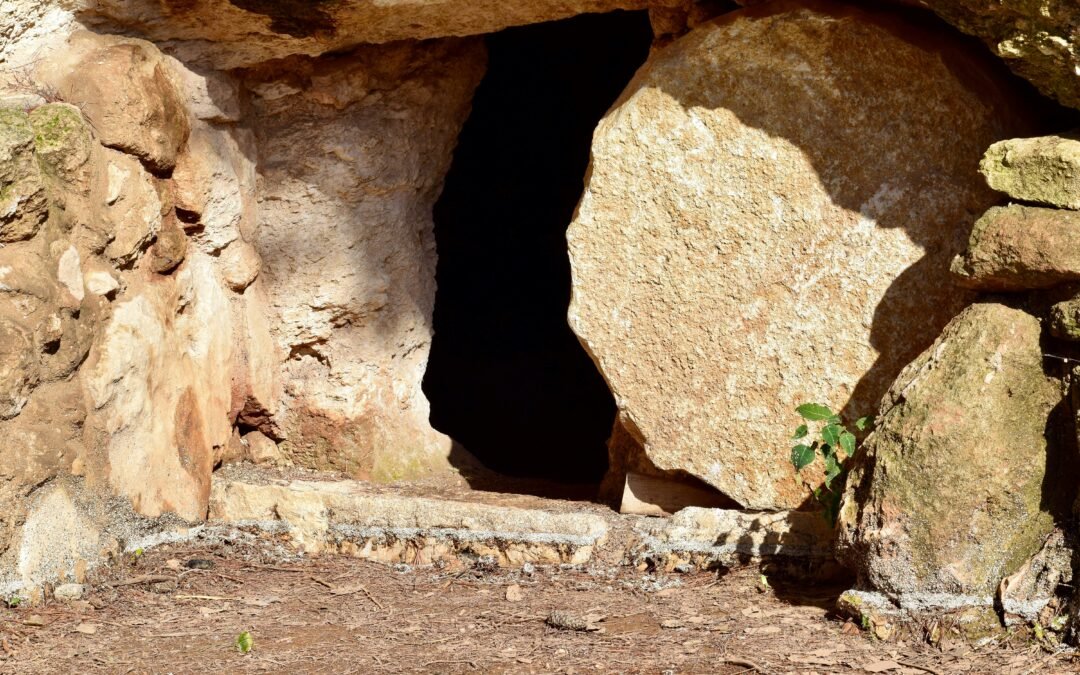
[790,403,873,523]
[235,631,254,654]
[5,596,22,608]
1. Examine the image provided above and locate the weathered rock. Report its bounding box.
[209,471,609,563]
[837,303,1069,597]
[918,0,1080,110]
[76,0,660,69]
[162,55,241,123]
[568,2,1021,509]
[243,430,289,468]
[1050,295,1080,340]
[0,317,37,419]
[171,122,246,252]
[81,252,234,519]
[951,204,1080,290]
[0,109,46,243]
[28,104,94,191]
[249,39,485,480]
[100,150,162,264]
[50,32,189,172]
[228,280,279,434]
[981,134,1080,209]
[53,583,85,601]
[218,239,259,292]
[150,216,188,274]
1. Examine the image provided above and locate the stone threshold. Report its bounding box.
[204,466,839,576]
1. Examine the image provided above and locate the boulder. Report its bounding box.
[951,204,1080,291]
[0,109,46,243]
[567,2,1023,509]
[837,303,1070,596]
[52,32,189,172]
[981,134,1080,210]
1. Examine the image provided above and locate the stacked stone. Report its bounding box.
[837,134,1080,633]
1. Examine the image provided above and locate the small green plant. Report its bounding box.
[5,596,22,608]
[235,630,254,654]
[790,403,872,523]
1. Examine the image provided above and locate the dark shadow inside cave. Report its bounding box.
[423,11,654,486]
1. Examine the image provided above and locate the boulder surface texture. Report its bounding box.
[837,303,1068,596]
[951,204,1080,290]
[568,1,1024,509]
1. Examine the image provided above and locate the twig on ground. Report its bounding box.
[105,575,173,588]
[720,657,766,673]
[172,595,237,601]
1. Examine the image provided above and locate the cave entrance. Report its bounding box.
[423,11,653,491]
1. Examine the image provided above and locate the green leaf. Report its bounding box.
[791,424,808,440]
[790,444,815,471]
[235,631,254,654]
[821,424,842,447]
[796,403,834,421]
[827,415,842,425]
[855,416,874,431]
[823,453,842,489]
[839,431,856,458]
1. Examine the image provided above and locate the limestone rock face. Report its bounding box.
[247,39,485,481]
[568,3,1023,509]
[918,0,1080,110]
[951,205,1080,290]
[981,134,1080,210]
[836,303,1069,596]
[75,0,659,69]
[50,32,190,172]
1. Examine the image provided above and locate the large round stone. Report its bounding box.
[567,2,1026,509]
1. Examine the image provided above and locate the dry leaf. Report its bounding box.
[23,615,45,627]
[661,619,685,629]
[165,559,182,571]
[505,584,524,603]
[75,623,98,635]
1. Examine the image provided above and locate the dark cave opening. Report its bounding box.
[423,11,654,484]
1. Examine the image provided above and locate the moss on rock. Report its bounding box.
[0,109,47,243]
[981,134,1080,210]
[837,303,1070,596]
[28,104,94,188]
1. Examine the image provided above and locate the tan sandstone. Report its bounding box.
[568,2,1024,509]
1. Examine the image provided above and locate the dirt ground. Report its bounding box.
[0,533,1076,675]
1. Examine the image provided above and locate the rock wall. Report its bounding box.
[0,3,486,588]
[243,40,486,481]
